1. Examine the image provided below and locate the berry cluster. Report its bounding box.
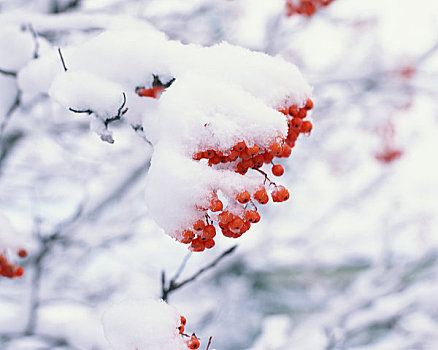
[0,248,27,278]
[285,0,335,17]
[175,99,313,252]
[178,315,201,349]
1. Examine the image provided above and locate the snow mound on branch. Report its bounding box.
[17,27,312,239]
[102,299,187,350]
[0,212,26,252]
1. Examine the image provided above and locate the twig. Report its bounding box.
[205,336,213,350]
[161,245,237,301]
[0,68,17,77]
[28,24,40,59]
[68,107,92,114]
[57,48,68,72]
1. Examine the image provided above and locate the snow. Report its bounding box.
[17,26,311,237]
[102,299,187,350]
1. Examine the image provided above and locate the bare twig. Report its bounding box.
[28,24,40,59]
[0,68,17,77]
[161,245,237,301]
[57,48,68,72]
[205,336,213,350]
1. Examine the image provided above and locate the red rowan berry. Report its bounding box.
[269,142,283,156]
[190,238,206,252]
[136,86,165,98]
[263,152,274,164]
[187,334,200,349]
[228,150,239,161]
[247,144,259,157]
[291,117,303,132]
[239,149,251,160]
[305,98,314,110]
[272,164,284,176]
[297,108,307,119]
[204,238,216,249]
[15,266,24,277]
[240,220,251,234]
[229,217,244,231]
[233,141,246,152]
[254,187,269,204]
[253,154,264,168]
[202,225,216,240]
[237,190,251,204]
[193,152,203,160]
[280,144,292,158]
[181,316,187,326]
[219,211,233,225]
[244,210,261,223]
[289,105,299,117]
[208,155,221,165]
[203,150,216,159]
[272,186,290,202]
[193,220,205,232]
[301,120,313,134]
[236,162,248,175]
[209,199,223,212]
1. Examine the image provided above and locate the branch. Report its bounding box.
[0,68,17,77]
[28,23,40,59]
[57,47,68,72]
[161,245,237,301]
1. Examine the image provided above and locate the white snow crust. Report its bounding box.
[102,299,187,350]
[17,26,311,238]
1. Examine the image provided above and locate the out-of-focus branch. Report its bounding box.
[0,68,17,77]
[161,245,238,301]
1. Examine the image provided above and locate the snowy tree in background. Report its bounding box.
[1,0,438,349]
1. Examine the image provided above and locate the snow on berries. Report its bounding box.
[17,27,313,250]
[285,0,336,17]
[102,299,203,350]
[0,213,28,279]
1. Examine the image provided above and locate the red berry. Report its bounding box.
[301,120,313,134]
[269,142,283,156]
[189,238,206,252]
[244,210,260,223]
[202,225,216,240]
[209,199,223,212]
[136,86,165,98]
[236,190,251,204]
[187,334,200,349]
[193,220,205,232]
[229,217,244,231]
[204,238,216,249]
[218,211,233,225]
[272,186,290,202]
[272,164,284,176]
[247,144,259,157]
[233,141,246,152]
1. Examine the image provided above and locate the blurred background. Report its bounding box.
[0,0,437,349]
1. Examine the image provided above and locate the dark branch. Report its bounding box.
[0,68,17,77]
[28,24,40,59]
[161,245,237,301]
[57,48,68,72]
[68,107,92,114]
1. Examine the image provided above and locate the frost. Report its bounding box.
[102,299,187,350]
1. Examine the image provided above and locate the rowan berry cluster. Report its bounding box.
[178,315,201,349]
[285,0,335,17]
[173,99,313,252]
[0,248,27,278]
